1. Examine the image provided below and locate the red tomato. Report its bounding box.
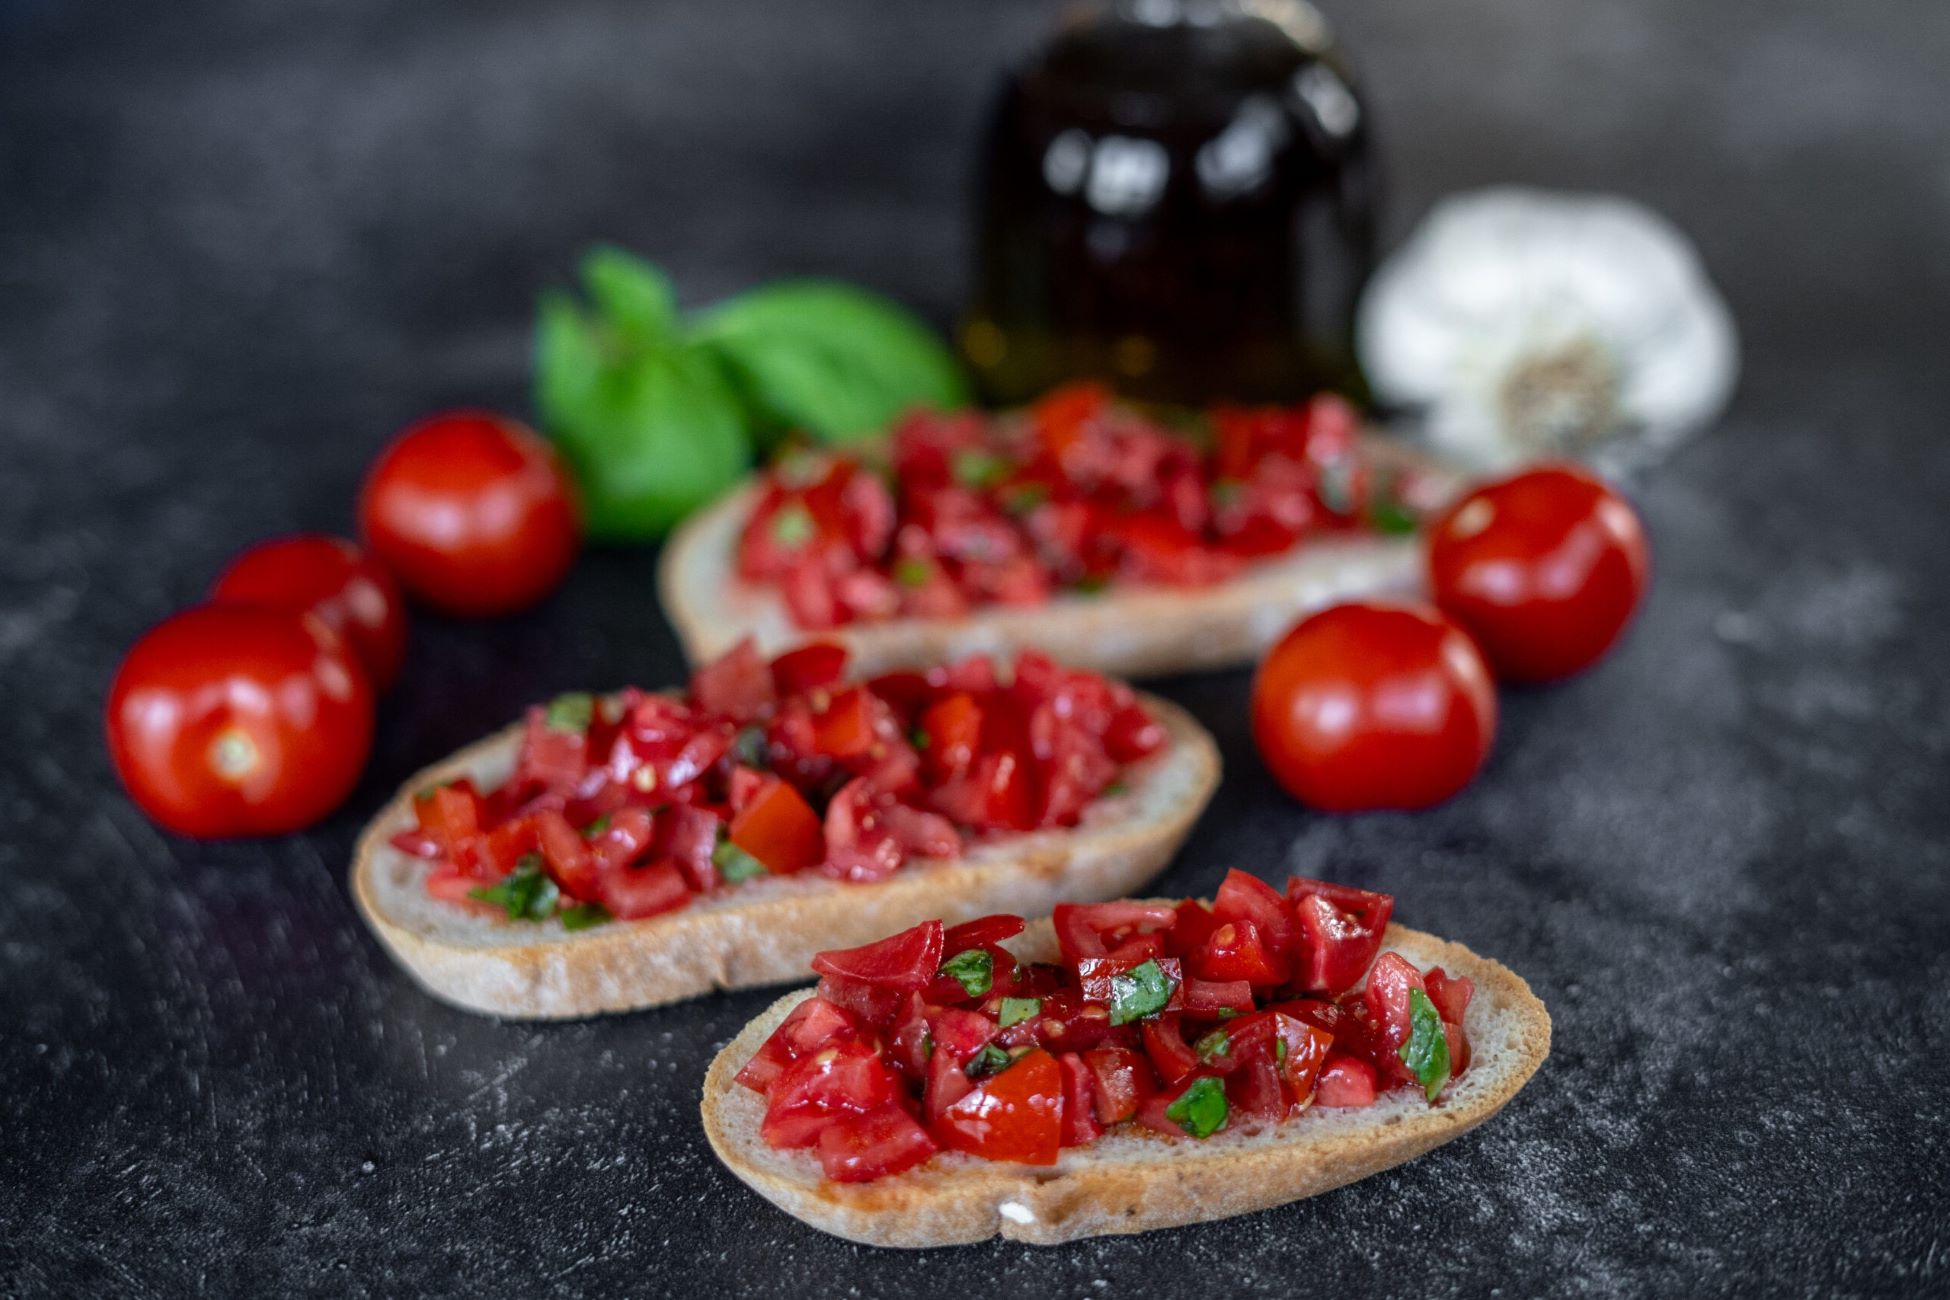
[1429,463,1650,682]
[816,1105,938,1182]
[932,1047,1064,1166]
[1314,1057,1377,1108]
[210,534,409,688]
[358,410,580,616]
[1250,601,1497,812]
[811,920,944,992]
[770,642,850,695]
[727,777,824,874]
[106,606,375,837]
[1287,876,1394,995]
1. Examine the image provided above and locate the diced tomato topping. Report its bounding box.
[736,876,1469,1180]
[1140,1015,1201,1087]
[1083,1046,1152,1124]
[533,808,600,899]
[1425,967,1475,1026]
[596,859,689,920]
[415,784,482,858]
[932,1048,1064,1167]
[1289,876,1395,995]
[816,1105,938,1182]
[769,642,850,695]
[811,920,944,992]
[918,692,984,780]
[689,639,774,721]
[1058,1053,1103,1147]
[1315,1057,1378,1108]
[727,777,824,875]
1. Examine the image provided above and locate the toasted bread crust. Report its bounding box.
[701,918,1550,1247]
[658,436,1458,678]
[350,697,1219,1020]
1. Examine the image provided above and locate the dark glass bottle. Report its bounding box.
[964,0,1378,407]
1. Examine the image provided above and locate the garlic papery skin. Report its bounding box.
[1356,187,1739,474]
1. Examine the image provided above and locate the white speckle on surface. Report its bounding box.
[998,1201,1035,1225]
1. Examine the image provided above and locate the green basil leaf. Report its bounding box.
[1108,959,1175,1025]
[965,1043,1013,1079]
[1164,1076,1229,1138]
[468,853,559,922]
[579,246,679,350]
[545,692,594,733]
[1194,1028,1231,1063]
[952,449,1010,489]
[938,949,994,998]
[582,814,613,839]
[1400,987,1453,1101]
[543,337,752,539]
[1370,500,1419,535]
[693,281,966,447]
[559,902,612,931]
[998,997,1042,1028]
[894,557,933,588]
[712,830,769,884]
[732,725,769,769]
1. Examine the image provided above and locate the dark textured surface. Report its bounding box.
[3,1,1948,1295]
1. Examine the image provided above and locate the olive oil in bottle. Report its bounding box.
[964,0,1379,406]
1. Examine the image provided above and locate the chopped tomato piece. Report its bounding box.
[932,1048,1063,1166]
[1289,876,1394,995]
[769,642,849,695]
[1083,1046,1151,1124]
[1362,951,1427,1065]
[1058,1053,1103,1146]
[1227,1049,1286,1123]
[1181,977,1255,1019]
[918,691,984,780]
[415,784,482,858]
[689,639,774,721]
[810,920,944,992]
[1053,900,1178,965]
[596,859,689,920]
[727,777,824,874]
[1314,1056,1378,1108]
[735,996,860,1094]
[1140,1015,1201,1087]
[1425,967,1475,1025]
[812,686,877,759]
[816,1105,937,1182]
[533,808,599,900]
[943,913,1025,952]
[1188,920,1287,987]
[1212,869,1297,958]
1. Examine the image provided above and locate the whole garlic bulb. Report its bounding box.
[1357,187,1738,473]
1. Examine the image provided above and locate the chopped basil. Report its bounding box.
[1400,987,1453,1101]
[1107,959,1175,1025]
[1164,1076,1229,1139]
[468,853,560,922]
[1276,1036,1288,1063]
[1194,1028,1231,1063]
[938,949,994,998]
[965,1043,1013,1079]
[582,814,613,839]
[560,902,612,931]
[770,502,816,546]
[1371,500,1419,535]
[545,692,595,733]
[998,996,1042,1028]
[712,831,769,884]
[732,725,769,769]
[1103,779,1129,797]
[1209,478,1244,509]
[1071,574,1111,596]
[414,783,443,804]
[952,448,1011,488]
[1000,482,1049,514]
[908,727,931,750]
[893,557,933,588]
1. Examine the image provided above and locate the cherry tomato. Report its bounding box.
[1251,601,1496,812]
[210,534,409,688]
[105,606,375,837]
[1428,463,1650,682]
[358,411,580,616]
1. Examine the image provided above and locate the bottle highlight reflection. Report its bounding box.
[964,0,1379,406]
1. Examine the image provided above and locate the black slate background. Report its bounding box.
[3,1,1948,1296]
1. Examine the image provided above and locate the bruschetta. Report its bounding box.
[702,875,1550,1246]
[351,641,1219,1018]
[660,386,1458,678]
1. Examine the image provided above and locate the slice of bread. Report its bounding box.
[658,436,1459,678]
[701,917,1550,1247]
[351,695,1219,1019]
